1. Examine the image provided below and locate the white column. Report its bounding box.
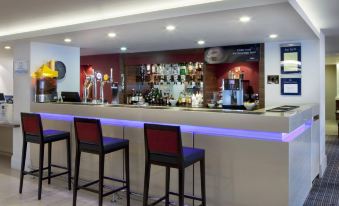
[11,42,32,170]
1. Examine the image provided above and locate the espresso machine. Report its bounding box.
[222,79,245,110]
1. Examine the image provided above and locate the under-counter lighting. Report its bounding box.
[166,25,176,31]
[108,32,116,38]
[4,46,11,50]
[239,16,251,23]
[120,47,127,51]
[197,40,205,45]
[269,34,278,39]
[64,38,72,43]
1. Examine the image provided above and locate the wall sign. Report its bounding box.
[267,75,279,84]
[204,44,260,64]
[280,44,301,74]
[281,78,301,95]
[14,60,29,74]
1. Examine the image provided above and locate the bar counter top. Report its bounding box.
[31,102,318,140]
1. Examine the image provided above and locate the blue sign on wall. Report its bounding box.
[281,78,301,95]
[280,44,301,74]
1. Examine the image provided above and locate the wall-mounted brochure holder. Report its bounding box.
[281,78,301,95]
[280,43,301,74]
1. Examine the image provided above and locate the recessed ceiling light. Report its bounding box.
[4,46,11,50]
[108,33,116,38]
[64,38,72,43]
[120,47,127,51]
[239,16,251,23]
[269,34,278,39]
[166,25,176,31]
[197,40,205,45]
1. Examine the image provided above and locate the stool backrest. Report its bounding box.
[21,112,43,137]
[74,117,102,146]
[144,123,183,158]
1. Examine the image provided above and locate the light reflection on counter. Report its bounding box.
[38,112,312,143]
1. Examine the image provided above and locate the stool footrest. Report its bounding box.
[149,196,166,206]
[169,192,203,201]
[103,186,126,197]
[42,171,69,180]
[79,180,100,189]
[50,164,68,170]
[23,167,49,175]
[104,176,126,184]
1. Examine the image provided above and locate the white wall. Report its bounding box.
[30,42,80,94]
[11,42,80,170]
[265,37,326,176]
[325,65,336,120]
[0,50,13,95]
[265,40,320,106]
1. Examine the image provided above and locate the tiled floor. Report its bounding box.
[304,120,339,206]
[0,156,140,206]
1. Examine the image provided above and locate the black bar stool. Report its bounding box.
[19,112,72,200]
[73,117,130,206]
[143,123,206,206]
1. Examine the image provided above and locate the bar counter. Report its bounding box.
[30,102,320,206]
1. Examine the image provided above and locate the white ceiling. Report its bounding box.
[0,0,286,42]
[296,0,339,56]
[11,2,315,56]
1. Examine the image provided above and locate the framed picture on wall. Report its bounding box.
[280,43,301,74]
[281,78,301,95]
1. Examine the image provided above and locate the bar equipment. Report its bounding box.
[222,78,245,109]
[32,62,58,103]
[110,68,120,104]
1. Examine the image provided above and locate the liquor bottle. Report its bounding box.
[180,63,186,75]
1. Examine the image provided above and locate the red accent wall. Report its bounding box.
[206,62,259,93]
[80,54,120,102]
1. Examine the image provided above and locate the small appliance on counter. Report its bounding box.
[61,92,81,102]
[222,79,245,110]
[32,61,58,103]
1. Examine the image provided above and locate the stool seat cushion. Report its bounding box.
[149,146,204,167]
[79,137,128,153]
[183,147,205,166]
[25,130,70,143]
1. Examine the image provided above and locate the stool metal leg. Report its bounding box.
[48,142,52,184]
[125,146,131,206]
[66,137,72,190]
[200,158,206,206]
[38,143,45,200]
[19,140,27,194]
[99,153,105,206]
[178,167,185,206]
[73,150,81,206]
[143,162,151,206]
[165,167,170,206]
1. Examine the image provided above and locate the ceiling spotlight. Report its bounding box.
[166,25,176,31]
[239,16,251,23]
[64,38,72,43]
[197,40,205,45]
[4,46,11,50]
[120,47,127,51]
[269,34,278,39]
[108,33,116,38]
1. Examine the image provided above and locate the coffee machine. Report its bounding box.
[222,79,245,110]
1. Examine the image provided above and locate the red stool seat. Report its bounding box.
[19,113,72,200]
[25,130,70,143]
[143,123,206,206]
[73,118,130,206]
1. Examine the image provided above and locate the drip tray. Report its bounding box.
[266,105,299,112]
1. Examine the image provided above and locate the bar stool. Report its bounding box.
[73,117,130,206]
[19,112,72,200]
[143,123,206,206]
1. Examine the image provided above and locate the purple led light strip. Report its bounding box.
[38,112,311,142]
